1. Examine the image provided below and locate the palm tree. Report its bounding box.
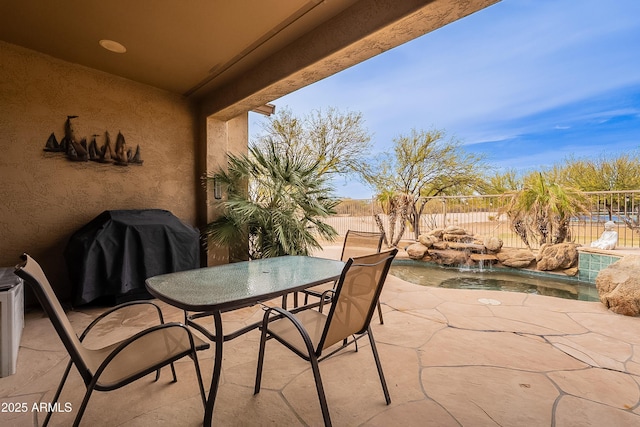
[373,190,411,247]
[501,172,589,249]
[203,139,338,259]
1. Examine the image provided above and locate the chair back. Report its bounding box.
[340,230,384,262]
[15,254,93,383]
[320,249,397,350]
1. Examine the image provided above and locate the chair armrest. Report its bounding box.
[79,301,165,341]
[300,280,337,298]
[318,289,336,313]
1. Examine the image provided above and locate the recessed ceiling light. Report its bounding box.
[99,39,126,53]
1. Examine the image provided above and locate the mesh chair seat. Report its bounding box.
[84,324,208,389]
[301,230,386,324]
[256,249,398,427]
[266,309,329,356]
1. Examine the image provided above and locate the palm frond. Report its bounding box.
[203,138,337,258]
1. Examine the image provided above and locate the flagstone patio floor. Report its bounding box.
[2,246,640,426]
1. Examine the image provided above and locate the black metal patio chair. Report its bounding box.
[254,249,398,427]
[14,253,209,427]
[300,230,386,323]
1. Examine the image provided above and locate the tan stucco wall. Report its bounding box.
[0,41,200,303]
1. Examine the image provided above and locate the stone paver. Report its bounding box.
[547,333,632,371]
[548,368,640,409]
[422,366,558,426]
[419,328,587,371]
[555,395,640,427]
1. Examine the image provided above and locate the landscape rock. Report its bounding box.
[536,243,579,271]
[470,253,498,264]
[442,233,475,243]
[413,226,583,275]
[483,236,503,253]
[429,249,469,266]
[406,243,429,260]
[443,226,467,235]
[561,267,579,276]
[417,234,439,248]
[447,242,486,253]
[496,248,536,268]
[472,237,487,246]
[596,255,640,316]
[425,228,445,238]
[432,241,449,250]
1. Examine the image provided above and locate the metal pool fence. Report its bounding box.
[325,191,640,249]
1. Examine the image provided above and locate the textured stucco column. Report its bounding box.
[199,113,249,266]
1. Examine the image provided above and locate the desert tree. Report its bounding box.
[364,128,488,243]
[557,153,640,231]
[558,154,640,192]
[254,106,372,177]
[483,169,522,194]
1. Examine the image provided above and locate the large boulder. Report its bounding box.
[428,249,469,266]
[483,236,503,253]
[432,241,449,250]
[443,226,467,235]
[441,226,475,243]
[406,243,429,260]
[496,248,536,268]
[536,243,579,271]
[417,234,439,248]
[447,242,486,253]
[425,228,445,239]
[596,255,640,316]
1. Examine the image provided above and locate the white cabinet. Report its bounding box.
[1,268,24,377]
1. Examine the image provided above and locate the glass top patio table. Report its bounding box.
[145,255,345,312]
[145,255,346,427]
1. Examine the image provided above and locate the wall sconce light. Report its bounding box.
[213,178,223,200]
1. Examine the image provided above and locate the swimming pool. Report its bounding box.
[389,260,600,301]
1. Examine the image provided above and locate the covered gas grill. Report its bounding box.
[65,209,200,306]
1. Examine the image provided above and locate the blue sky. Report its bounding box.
[250,0,640,198]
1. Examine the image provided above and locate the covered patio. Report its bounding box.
[0,0,501,301]
[3,246,640,426]
[3,1,639,425]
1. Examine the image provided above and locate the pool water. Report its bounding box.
[389,261,600,301]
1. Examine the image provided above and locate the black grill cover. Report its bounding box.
[65,209,200,306]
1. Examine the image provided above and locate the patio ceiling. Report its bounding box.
[0,0,499,119]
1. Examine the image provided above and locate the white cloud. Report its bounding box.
[252,0,640,194]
